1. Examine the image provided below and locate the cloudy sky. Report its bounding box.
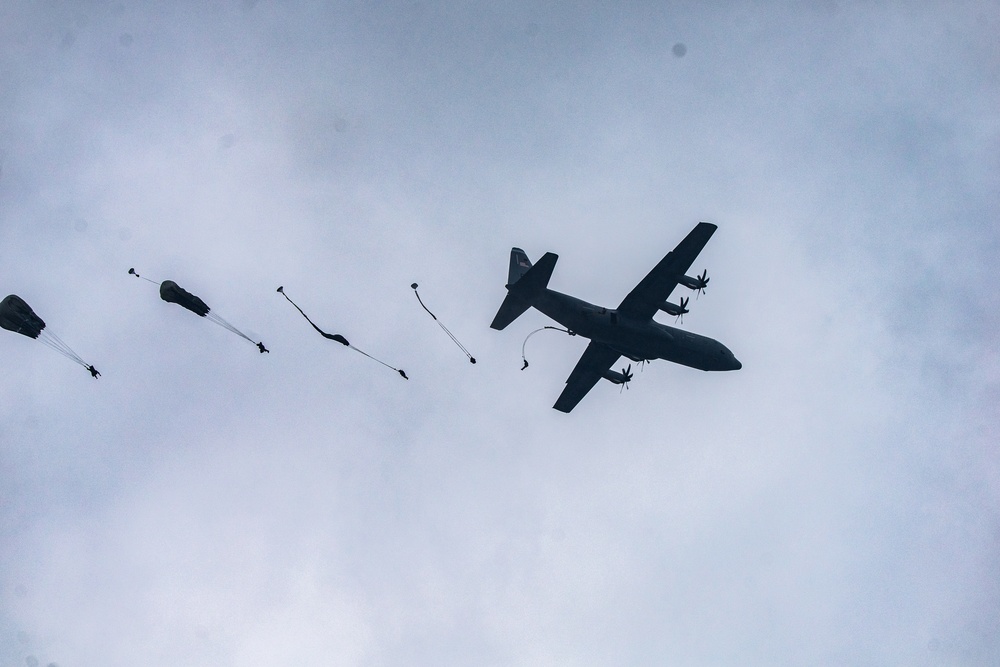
[2,1,998,665]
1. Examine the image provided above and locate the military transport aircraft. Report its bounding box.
[490,222,741,412]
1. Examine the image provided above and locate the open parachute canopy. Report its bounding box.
[1,294,99,376]
[0,294,45,338]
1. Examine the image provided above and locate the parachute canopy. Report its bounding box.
[160,280,210,316]
[0,294,46,339]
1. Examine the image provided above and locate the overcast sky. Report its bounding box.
[2,2,998,665]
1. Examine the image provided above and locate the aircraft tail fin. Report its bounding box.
[490,249,557,330]
[508,248,533,286]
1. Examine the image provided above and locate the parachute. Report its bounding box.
[130,269,268,353]
[411,283,476,363]
[277,286,407,379]
[159,280,209,316]
[0,294,100,377]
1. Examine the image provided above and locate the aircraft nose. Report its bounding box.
[732,357,742,370]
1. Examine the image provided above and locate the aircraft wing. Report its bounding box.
[616,222,717,320]
[553,341,621,413]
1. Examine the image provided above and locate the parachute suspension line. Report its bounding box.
[204,312,268,352]
[346,344,409,380]
[205,311,255,345]
[37,330,86,366]
[37,329,90,369]
[277,286,407,379]
[410,283,476,364]
[520,326,575,370]
[127,268,159,285]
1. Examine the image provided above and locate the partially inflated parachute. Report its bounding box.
[130,269,268,353]
[0,294,100,377]
[159,280,209,316]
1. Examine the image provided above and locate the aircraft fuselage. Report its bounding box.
[534,289,741,372]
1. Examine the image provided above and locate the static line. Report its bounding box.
[520,326,575,370]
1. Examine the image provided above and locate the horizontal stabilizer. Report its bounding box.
[489,292,530,331]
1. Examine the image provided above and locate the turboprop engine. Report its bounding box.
[602,364,633,386]
[657,296,689,320]
[679,269,709,296]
